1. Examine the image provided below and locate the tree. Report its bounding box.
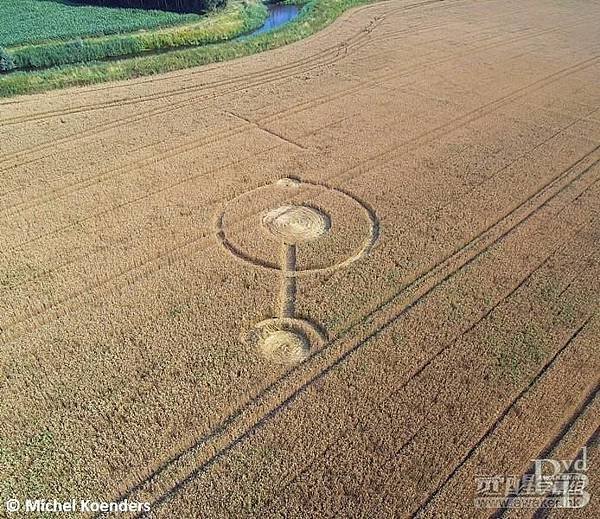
[0,48,15,73]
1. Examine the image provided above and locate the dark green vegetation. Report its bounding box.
[5,2,268,71]
[0,49,15,73]
[0,0,368,98]
[77,0,226,13]
[0,0,199,48]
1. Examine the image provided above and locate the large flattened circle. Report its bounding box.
[216,179,378,275]
[262,205,331,244]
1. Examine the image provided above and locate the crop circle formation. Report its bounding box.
[216,178,378,276]
[217,177,379,364]
[259,329,309,365]
[262,205,331,244]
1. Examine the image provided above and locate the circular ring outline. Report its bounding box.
[254,317,328,345]
[215,179,379,277]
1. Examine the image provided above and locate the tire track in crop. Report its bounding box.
[327,55,600,189]
[0,81,593,354]
[0,140,286,338]
[253,217,600,517]
[367,0,584,47]
[355,246,600,518]
[209,18,598,130]
[233,24,598,155]
[367,6,548,47]
[488,383,599,518]
[2,59,598,348]
[531,428,599,519]
[3,48,596,263]
[3,98,594,348]
[1,118,254,216]
[411,320,598,518]
[1,7,585,213]
[93,142,600,517]
[0,0,581,181]
[431,106,600,216]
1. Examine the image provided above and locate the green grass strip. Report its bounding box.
[0,0,199,48]
[6,1,268,71]
[0,0,374,98]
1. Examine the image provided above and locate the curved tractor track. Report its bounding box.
[1,0,599,517]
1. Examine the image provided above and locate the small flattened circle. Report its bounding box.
[260,330,309,365]
[276,177,301,188]
[262,205,330,244]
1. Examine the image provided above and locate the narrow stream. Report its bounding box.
[73,1,301,37]
[246,4,300,37]
[72,0,301,30]
[10,1,303,73]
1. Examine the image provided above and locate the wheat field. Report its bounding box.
[1,0,599,516]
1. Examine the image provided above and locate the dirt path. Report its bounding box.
[0,0,599,516]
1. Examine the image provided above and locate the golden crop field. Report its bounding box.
[1,0,599,517]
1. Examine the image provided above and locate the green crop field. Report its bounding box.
[0,1,267,73]
[0,0,199,48]
[0,0,367,97]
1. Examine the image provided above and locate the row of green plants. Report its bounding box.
[0,0,373,97]
[80,0,225,10]
[0,0,200,48]
[0,1,267,73]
